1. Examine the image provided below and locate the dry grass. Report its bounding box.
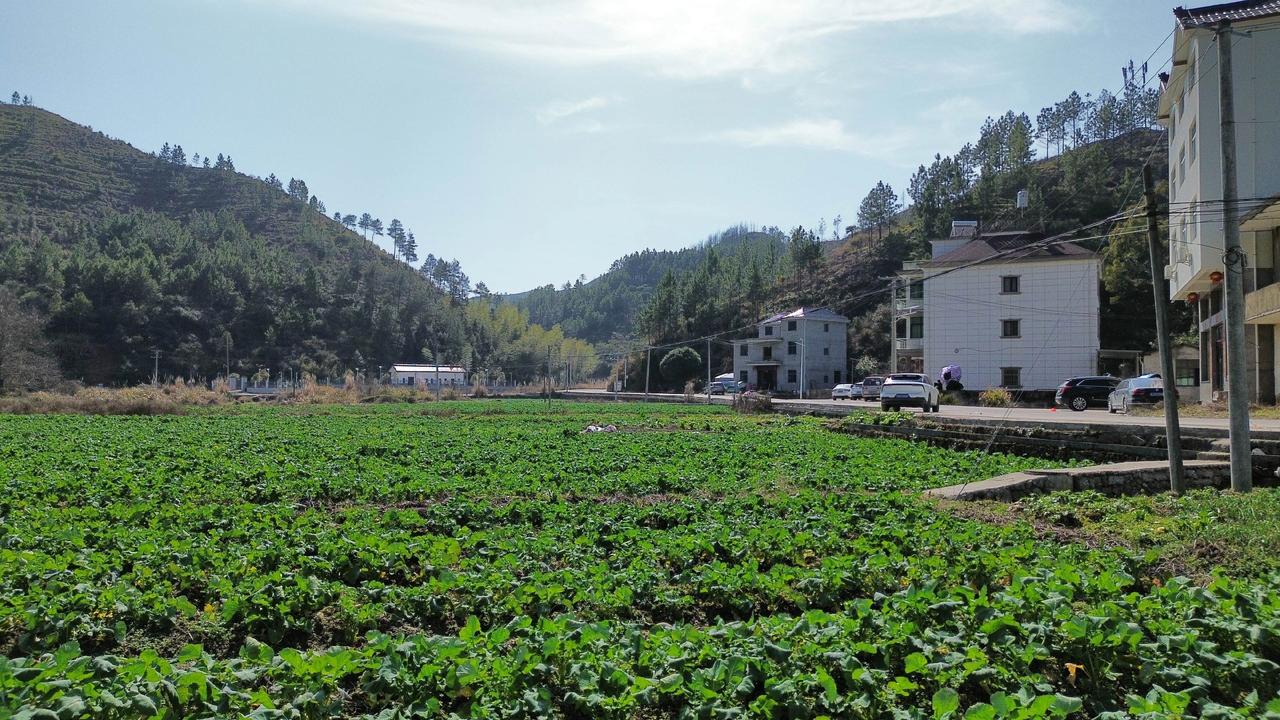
[1129,402,1280,420]
[0,382,233,415]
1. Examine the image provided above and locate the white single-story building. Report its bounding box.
[391,364,467,387]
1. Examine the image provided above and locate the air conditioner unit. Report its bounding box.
[1163,264,1175,279]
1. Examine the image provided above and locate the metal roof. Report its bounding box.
[1174,0,1280,28]
[392,364,467,373]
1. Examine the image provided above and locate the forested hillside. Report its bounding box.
[0,103,591,386]
[506,224,795,344]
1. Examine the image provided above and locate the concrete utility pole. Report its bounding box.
[706,338,712,404]
[888,279,898,374]
[152,349,161,387]
[799,324,807,399]
[622,355,627,395]
[645,347,651,398]
[434,347,441,400]
[1143,163,1187,494]
[1217,22,1253,492]
[545,345,552,407]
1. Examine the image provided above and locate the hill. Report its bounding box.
[505,224,791,344]
[0,104,589,386]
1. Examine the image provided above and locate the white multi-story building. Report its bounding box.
[893,222,1101,392]
[1158,0,1280,403]
[732,308,849,395]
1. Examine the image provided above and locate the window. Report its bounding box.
[1001,319,1021,338]
[1188,52,1197,89]
[787,320,797,331]
[1000,275,1020,294]
[823,375,829,384]
[739,344,748,357]
[1001,367,1022,388]
[764,325,774,336]
[787,369,797,383]
[1189,122,1197,163]
[1178,145,1186,187]
[909,316,923,339]
[823,323,829,332]
[823,347,830,356]
[763,347,772,360]
[788,341,798,355]
[1171,162,1177,189]
[740,370,748,383]
[909,281,924,300]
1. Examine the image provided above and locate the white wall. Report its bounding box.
[922,257,1100,391]
[1167,25,1280,299]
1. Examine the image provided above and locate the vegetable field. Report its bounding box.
[0,401,1277,719]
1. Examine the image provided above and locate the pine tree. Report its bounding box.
[9,92,18,105]
[21,95,31,106]
[371,218,384,244]
[159,143,173,162]
[358,213,373,239]
[287,178,309,202]
[386,218,406,259]
[202,157,211,169]
[856,181,901,240]
[402,231,418,263]
[170,144,186,165]
[266,174,284,191]
[342,214,358,232]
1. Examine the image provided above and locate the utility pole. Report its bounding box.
[1217,21,1252,492]
[434,346,441,400]
[224,332,231,385]
[705,338,711,404]
[152,349,161,387]
[546,345,552,407]
[889,279,898,374]
[1143,163,1187,494]
[644,347,651,398]
[800,320,807,399]
[622,355,627,396]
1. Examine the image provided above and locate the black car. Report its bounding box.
[1055,376,1120,412]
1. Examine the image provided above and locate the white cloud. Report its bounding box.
[702,118,908,155]
[275,0,1087,79]
[535,96,612,125]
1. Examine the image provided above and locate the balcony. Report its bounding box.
[895,337,923,353]
[894,297,923,316]
[1246,282,1280,325]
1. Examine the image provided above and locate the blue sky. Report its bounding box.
[2,0,1174,293]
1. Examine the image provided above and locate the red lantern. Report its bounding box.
[1187,292,1200,304]
[1210,271,1224,283]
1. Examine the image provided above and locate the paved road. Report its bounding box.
[562,389,1280,433]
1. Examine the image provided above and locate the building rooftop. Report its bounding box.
[759,307,850,324]
[1174,0,1280,28]
[923,230,1095,266]
[392,364,467,373]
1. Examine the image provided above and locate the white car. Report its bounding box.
[832,383,857,400]
[880,373,941,413]
[1107,375,1165,413]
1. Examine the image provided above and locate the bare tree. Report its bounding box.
[0,288,61,391]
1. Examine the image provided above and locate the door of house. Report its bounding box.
[755,367,777,391]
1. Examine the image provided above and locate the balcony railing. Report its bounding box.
[1246,282,1280,324]
[895,337,923,352]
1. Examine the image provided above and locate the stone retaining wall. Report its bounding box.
[925,460,1231,501]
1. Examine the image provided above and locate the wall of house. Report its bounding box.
[1167,25,1280,301]
[733,317,849,393]
[922,257,1100,391]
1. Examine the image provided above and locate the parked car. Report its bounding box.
[880,373,941,412]
[832,383,857,400]
[1055,376,1120,412]
[1107,375,1164,413]
[860,376,884,400]
[707,380,744,395]
[850,383,864,399]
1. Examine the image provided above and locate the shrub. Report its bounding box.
[471,384,490,398]
[659,347,702,387]
[979,387,1013,407]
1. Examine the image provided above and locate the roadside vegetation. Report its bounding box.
[1,401,1277,718]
